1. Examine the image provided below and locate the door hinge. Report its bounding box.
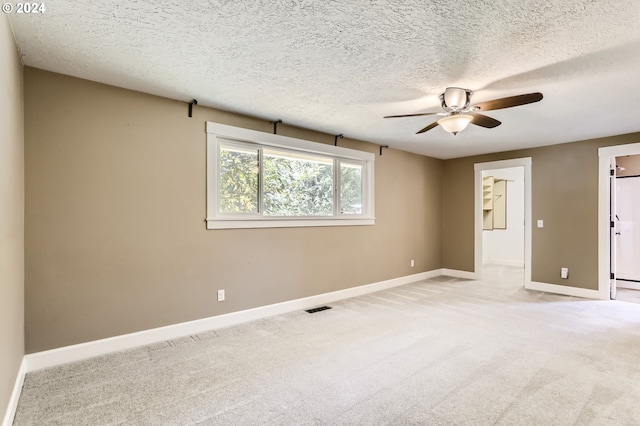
[610,169,615,176]
[611,221,615,228]
[611,272,615,280]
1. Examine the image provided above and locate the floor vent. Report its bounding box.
[305,306,332,314]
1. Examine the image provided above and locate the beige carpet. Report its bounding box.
[13,265,640,425]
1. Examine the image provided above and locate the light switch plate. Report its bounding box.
[537,220,544,228]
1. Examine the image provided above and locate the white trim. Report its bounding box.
[442,268,478,280]
[598,142,640,300]
[206,122,375,229]
[206,122,373,161]
[205,218,375,229]
[24,269,444,372]
[2,358,26,426]
[528,281,606,300]
[617,280,640,290]
[483,259,525,268]
[474,158,532,287]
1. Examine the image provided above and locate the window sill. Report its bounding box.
[206,218,375,230]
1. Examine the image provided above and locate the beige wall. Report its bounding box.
[0,15,24,421]
[24,64,640,354]
[24,67,443,352]
[617,154,640,176]
[443,133,640,289]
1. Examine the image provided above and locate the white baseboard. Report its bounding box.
[617,280,640,290]
[9,267,592,423]
[442,268,478,280]
[483,259,525,268]
[2,357,26,426]
[527,281,605,300]
[25,269,444,373]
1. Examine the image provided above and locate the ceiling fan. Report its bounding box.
[384,87,543,135]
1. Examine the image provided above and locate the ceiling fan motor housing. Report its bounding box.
[441,87,472,112]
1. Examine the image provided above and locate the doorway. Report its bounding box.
[598,142,640,299]
[474,158,532,287]
[614,155,640,302]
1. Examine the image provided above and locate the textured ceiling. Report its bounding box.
[8,0,640,158]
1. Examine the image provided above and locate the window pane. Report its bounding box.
[263,149,334,216]
[218,144,259,214]
[340,162,363,214]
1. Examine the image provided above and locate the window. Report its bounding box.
[218,143,259,214]
[207,122,375,229]
[340,161,364,215]
[262,148,334,217]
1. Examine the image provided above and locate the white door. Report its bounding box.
[610,158,617,299]
[616,176,640,283]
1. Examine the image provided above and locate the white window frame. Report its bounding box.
[206,122,375,229]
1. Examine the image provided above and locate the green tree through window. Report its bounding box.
[340,162,363,214]
[218,145,259,214]
[215,139,370,222]
[263,150,334,216]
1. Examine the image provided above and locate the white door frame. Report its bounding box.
[598,142,640,299]
[474,158,532,287]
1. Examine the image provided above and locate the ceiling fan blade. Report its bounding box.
[416,121,439,134]
[472,92,543,112]
[470,113,501,128]
[384,112,438,119]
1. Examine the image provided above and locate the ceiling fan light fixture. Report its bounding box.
[437,114,473,135]
[384,88,542,135]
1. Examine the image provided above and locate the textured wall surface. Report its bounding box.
[24,67,442,352]
[0,13,24,422]
[442,133,640,289]
[8,1,640,158]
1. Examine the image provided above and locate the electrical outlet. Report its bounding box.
[561,268,569,279]
[410,259,415,268]
[217,289,225,302]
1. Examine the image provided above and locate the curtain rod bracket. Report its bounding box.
[334,134,344,146]
[380,145,389,156]
[273,120,283,134]
[188,99,198,118]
